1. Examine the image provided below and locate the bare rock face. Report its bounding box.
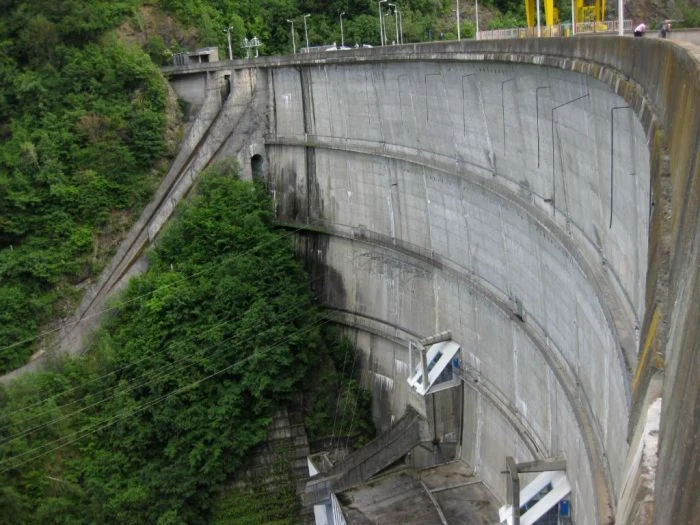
[624,0,681,23]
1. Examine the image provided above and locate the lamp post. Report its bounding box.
[398,9,403,43]
[340,12,346,48]
[475,0,480,40]
[571,0,576,35]
[223,27,233,60]
[303,13,310,53]
[378,0,387,45]
[536,0,541,37]
[287,19,296,54]
[618,0,623,35]
[388,4,398,44]
[456,0,461,40]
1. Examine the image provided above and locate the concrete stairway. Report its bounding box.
[304,406,430,506]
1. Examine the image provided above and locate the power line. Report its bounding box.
[0,274,326,435]
[335,345,360,452]
[0,300,320,447]
[329,340,352,451]
[0,318,330,474]
[0,225,307,356]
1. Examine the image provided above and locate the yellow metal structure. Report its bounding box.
[525,0,606,28]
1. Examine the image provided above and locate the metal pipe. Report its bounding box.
[501,78,514,155]
[536,86,550,167]
[551,93,590,214]
[610,106,633,228]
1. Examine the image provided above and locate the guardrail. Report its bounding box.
[478,19,633,40]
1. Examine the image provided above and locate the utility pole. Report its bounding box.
[456,0,461,40]
[475,0,480,40]
[571,0,576,35]
[287,19,296,54]
[378,0,387,45]
[383,9,389,43]
[303,13,310,53]
[618,0,624,36]
[398,9,404,43]
[340,12,346,48]
[388,4,398,44]
[223,26,233,60]
[536,0,541,37]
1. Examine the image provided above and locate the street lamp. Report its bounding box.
[340,12,346,48]
[455,0,461,41]
[303,13,310,53]
[378,0,387,45]
[618,0,623,36]
[223,26,233,60]
[398,10,404,43]
[388,4,399,44]
[475,0,480,39]
[287,19,296,54]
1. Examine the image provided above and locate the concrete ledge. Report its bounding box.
[323,308,548,460]
[284,220,616,520]
[269,133,638,385]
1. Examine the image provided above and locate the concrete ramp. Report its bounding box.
[304,406,430,506]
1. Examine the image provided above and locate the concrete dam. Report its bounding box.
[21,38,698,525]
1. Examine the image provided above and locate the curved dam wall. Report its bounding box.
[267,57,647,525]
[254,38,698,525]
[16,37,694,525]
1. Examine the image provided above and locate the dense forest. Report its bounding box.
[0,165,373,523]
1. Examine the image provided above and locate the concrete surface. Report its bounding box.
[267,55,648,524]
[339,461,500,525]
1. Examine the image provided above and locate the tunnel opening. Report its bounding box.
[251,154,265,183]
[221,74,231,103]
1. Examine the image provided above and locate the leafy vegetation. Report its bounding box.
[676,1,700,28]
[0,0,170,372]
[0,166,373,524]
[156,0,528,56]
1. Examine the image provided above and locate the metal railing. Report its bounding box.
[478,19,633,40]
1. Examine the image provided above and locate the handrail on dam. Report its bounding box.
[161,32,700,78]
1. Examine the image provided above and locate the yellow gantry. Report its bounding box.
[525,0,606,28]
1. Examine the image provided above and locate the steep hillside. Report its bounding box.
[0,1,179,373]
[0,165,374,523]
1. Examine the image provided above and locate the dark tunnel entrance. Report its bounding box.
[251,154,265,183]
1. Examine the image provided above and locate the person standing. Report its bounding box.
[660,20,671,38]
